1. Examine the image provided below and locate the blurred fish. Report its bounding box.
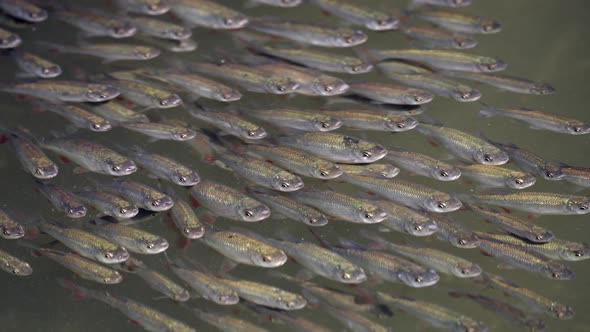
[385,146,461,181]
[364,231,482,278]
[36,182,86,218]
[134,34,197,52]
[369,49,506,73]
[243,107,342,132]
[457,164,536,189]
[171,0,249,29]
[276,132,387,164]
[443,71,555,95]
[321,108,418,132]
[250,188,329,226]
[290,188,387,224]
[84,221,168,254]
[490,141,564,180]
[128,16,191,40]
[87,101,149,123]
[480,106,590,135]
[417,123,509,165]
[368,198,438,236]
[411,0,471,7]
[188,105,267,140]
[247,0,301,7]
[115,0,170,15]
[0,80,120,102]
[219,276,307,310]
[120,122,196,141]
[338,163,400,178]
[560,165,590,187]
[254,306,330,332]
[0,248,32,276]
[200,227,287,268]
[191,307,269,332]
[11,50,61,78]
[129,147,200,186]
[2,127,58,179]
[428,213,479,248]
[54,10,137,38]
[105,78,182,109]
[96,178,173,212]
[0,209,24,239]
[468,191,590,215]
[468,206,554,243]
[308,0,400,31]
[378,292,487,332]
[481,273,575,319]
[58,280,195,332]
[38,102,112,132]
[348,82,434,105]
[0,0,47,22]
[324,305,391,332]
[189,180,271,222]
[41,138,136,176]
[400,24,477,49]
[74,190,139,219]
[411,7,501,34]
[39,41,161,62]
[249,17,367,48]
[476,233,574,280]
[0,27,21,48]
[342,173,462,213]
[166,187,204,239]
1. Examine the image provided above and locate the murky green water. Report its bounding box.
[0,0,589,331]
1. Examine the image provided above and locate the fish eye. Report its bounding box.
[362,151,372,158]
[247,130,257,137]
[461,92,470,99]
[159,100,168,106]
[105,252,114,259]
[483,24,493,32]
[92,123,101,130]
[277,85,286,92]
[345,36,354,44]
[67,208,74,215]
[438,202,447,209]
[573,126,582,132]
[484,154,493,162]
[308,218,318,224]
[487,63,497,71]
[579,205,588,210]
[179,133,188,139]
[536,235,544,240]
[324,85,333,92]
[458,239,467,245]
[281,182,290,188]
[151,200,159,207]
[351,66,361,72]
[2,229,9,235]
[11,268,19,274]
[262,255,272,262]
[515,178,524,185]
[42,68,51,75]
[342,272,351,280]
[223,18,234,26]
[147,243,155,249]
[574,251,583,257]
[112,165,121,172]
[35,168,42,175]
[414,96,423,102]
[178,176,187,183]
[114,27,127,35]
[320,121,330,128]
[545,171,554,178]
[552,272,561,278]
[460,269,468,275]
[364,212,373,219]
[244,210,254,217]
[183,227,191,234]
[320,170,329,176]
[377,19,387,26]
[414,225,422,231]
[119,208,127,215]
[439,170,449,177]
[397,123,406,129]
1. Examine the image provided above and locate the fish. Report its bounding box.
[276,132,387,164]
[128,16,191,40]
[481,273,575,319]
[342,173,462,213]
[475,233,574,280]
[411,0,472,7]
[189,180,270,222]
[40,42,161,62]
[54,10,137,38]
[83,221,169,255]
[324,305,391,332]
[442,71,555,95]
[191,308,269,332]
[417,123,509,165]
[348,82,434,105]
[2,127,58,179]
[457,164,536,189]
[58,280,195,332]
[188,105,267,140]
[0,27,21,48]
[369,198,438,236]
[468,206,554,243]
[120,122,196,141]
[363,231,482,278]
[36,182,87,218]
[560,165,590,187]
[369,49,506,73]
[129,147,200,186]
[242,107,342,132]
[37,220,129,264]
[0,248,32,276]
[245,144,343,179]
[428,213,479,248]
[254,307,330,332]
[320,108,418,132]
[11,50,62,78]
[115,0,170,15]
[250,188,329,226]
[0,0,47,22]
[338,163,400,178]
[96,178,174,212]
[411,7,501,34]
[74,190,139,219]
[377,293,488,332]
[38,102,112,132]
[308,0,400,31]
[468,191,590,215]
[399,24,477,49]
[385,146,461,181]
[289,188,387,224]
[265,237,367,283]
[490,141,564,180]
[116,257,190,302]
[0,80,120,102]
[192,62,299,94]
[248,0,301,7]
[87,101,149,123]
[249,17,367,47]
[0,209,24,239]
[41,138,136,176]
[170,0,249,29]
[218,276,307,310]
[200,227,287,268]
[165,187,204,239]
[480,106,590,135]
[135,35,197,53]
[105,79,182,109]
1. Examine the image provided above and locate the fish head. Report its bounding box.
[112,203,139,219]
[424,194,462,213]
[561,244,590,261]
[310,115,342,132]
[239,125,267,140]
[452,263,482,278]
[566,122,590,135]
[109,22,137,38]
[217,14,249,29]
[458,321,488,332]
[212,291,240,305]
[103,271,123,284]
[85,84,120,102]
[147,195,174,212]
[335,265,367,284]
[253,248,288,267]
[312,162,342,179]
[264,78,300,94]
[476,58,507,72]
[303,212,329,226]
[143,238,169,254]
[6,261,32,276]
[33,163,59,179]
[0,33,21,48]
[132,46,161,60]
[39,65,62,78]
[66,205,87,218]
[168,27,192,40]
[431,164,462,181]
[105,159,137,176]
[345,62,373,74]
[505,172,536,189]
[143,1,170,15]
[544,264,575,280]
[565,196,590,214]
[23,8,48,22]
[366,16,400,31]
[452,36,477,49]
[473,149,509,165]
[157,94,183,108]
[453,232,480,248]
[405,217,438,236]
[277,294,307,310]
[271,172,304,192]
[334,30,367,47]
[530,227,554,242]
[540,164,565,180]
[385,116,419,132]
[369,164,400,178]
[480,19,502,34]
[237,198,271,222]
[275,0,303,7]
[171,169,200,186]
[551,303,575,320]
[1,223,24,239]
[529,83,555,95]
[89,119,112,132]
[171,127,196,141]
[403,90,434,105]
[357,204,388,224]
[98,247,129,264]
[398,269,440,288]
[214,88,242,102]
[451,87,481,102]
[180,224,205,239]
[352,140,388,163]
[310,77,349,96]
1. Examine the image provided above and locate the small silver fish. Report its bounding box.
[12,50,61,78]
[244,107,342,132]
[74,191,139,219]
[0,209,24,239]
[0,27,21,49]
[171,0,249,29]
[129,147,200,186]
[120,122,196,141]
[0,0,47,22]
[251,188,329,226]
[490,141,564,180]
[96,178,174,212]
[55,10,137,38]
[188,105,267,140]
[0,80,120,102]
[308,0,400,31]
[115,0,170,15]
[40,103,112,132]
[348,82,434,105]
[480,106,590,135]
[129,16,191,40]
[0,248,32,276]
[385,146,461,181]
[3,127,58,179]
[457,164,536,189]
[36,182,87,218]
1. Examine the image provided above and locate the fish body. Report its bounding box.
[120,122,196,141]
[117,258,189,301]
[219,277,307,310]
[98,179,173,212]
[75,191,139,219]
[444,71,555,95]
[0,209,24,239]
[480,107,590,135]
[338,163,400,179]
[251,190,328,226]
[244,107,342,132]
[129,16,191,40]
[129,149,199,186]
[255,306,330,332]
[115,0,170,15]
[0,80,120,102]
[88,101,149,123]
[428,213,479,248]
[84,223,168,255]
[385,146,461,181]
[249,0,301,7]
[188,106,267,140]
[324,305,391,332]
[412,8,501,34]
[469,192,590,215]
[0,0,47,22]
[469,206,553,243]
[170,264,239,305]
[457,164,536,189]
[4,127,58,179]
[45,42,161,62]
[400,24,477,49]
[106,79,182,109]
[171,0,249,29]
[321,109,418,132]
[348,82,434,105]
[255,63,349,96]
[0,27,21,48]
[491,141,564,180]
[12,50,61,78]
[308,0,399,31]
[0,248,32,276]
[36,182,86,218]
[55,10,137,38]
[370,199,438,236]
[560,166,590,187]
[41,103,112,132]
[192,308,269,332]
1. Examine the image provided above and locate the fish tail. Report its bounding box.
[359,229,389,250]
[479,105,498,118]
[57,278,90,301]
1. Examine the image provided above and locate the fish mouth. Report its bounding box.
[67,206,87,218]
[36,165,59,179]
